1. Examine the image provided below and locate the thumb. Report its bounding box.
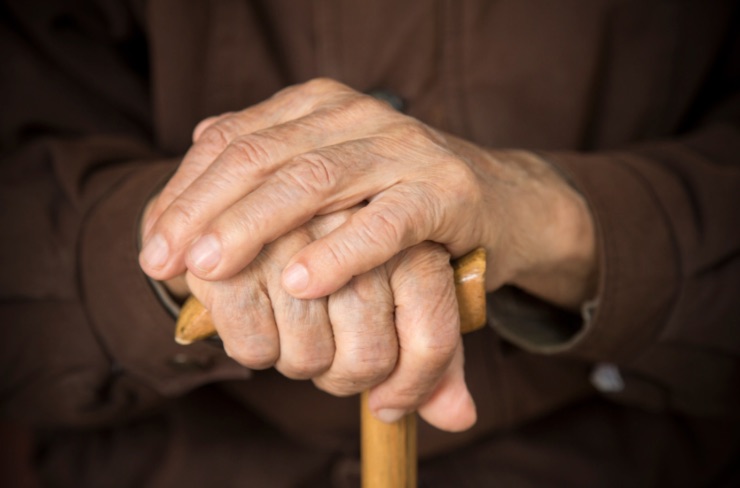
[417,343,477,432]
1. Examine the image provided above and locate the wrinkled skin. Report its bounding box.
[140,78,597,431]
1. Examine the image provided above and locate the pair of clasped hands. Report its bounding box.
[139,79,596,432]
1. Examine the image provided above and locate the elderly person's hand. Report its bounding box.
[140,78,597,311]
[152,205,475,432]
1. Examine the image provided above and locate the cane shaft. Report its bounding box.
[361,393,417,488]
[360,247,487,488]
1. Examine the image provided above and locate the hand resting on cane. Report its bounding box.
[144,201,477,432]
[139,77,599,432]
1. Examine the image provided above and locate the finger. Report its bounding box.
[180,120,434,284]
[365,244,462,425]
[142,94,299,242]
[143,78,356,236]
[281,185,436,298]
[312,268,397,396]
[179,138,394,281]
[255,224,335,380]
[142,121,329,280]
[142,101,393,281]
[270,284,335,380]
[140,115,271,269]
[416,343,477,432]
[143,112,256,239]
[186,271,280,369]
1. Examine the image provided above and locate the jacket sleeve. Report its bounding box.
[488,21,740,418]
[0,0,247,428]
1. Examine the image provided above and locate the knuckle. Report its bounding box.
[397,185,444,241]
[384,119,440,151]
[312,211,405,274]
[312,372,363,397]
[198,123,231,150]
[273,302,336,379]
[226,336,279,370]
[193,114,230,142]
[314,363,389,397]
[315,237,355,273]
[281,153,337,196]
[223,202,272,249]
[409,333,458,370]
[421,241,452,263]
[278,352,332,380]
[312,377,352,397]
[314,375,358,397]
[398,120,433,143]
[211,289,281,369]
[227,136,272,171]
[345,94,384,115]
[345,348,395,383]
[315,341,396,396]
[166,198,204,232]
[304,77,346,94]
[357,207,412,249]
[282,78,349,109]
[404,242,452,276]
[443,160,479,197]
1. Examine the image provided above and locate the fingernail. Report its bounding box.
[190,234,221,271]
[376,408,406,424]
[141,234,169,269]
[283,263,309,292]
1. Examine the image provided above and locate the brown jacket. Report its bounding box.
[1,0,739,486]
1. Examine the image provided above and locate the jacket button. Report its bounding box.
[168,353,214,372]
[590,362,625,393]
[367,89,406,112]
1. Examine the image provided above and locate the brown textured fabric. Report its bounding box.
[1,0,739,486]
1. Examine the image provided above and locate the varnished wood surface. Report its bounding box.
[361,391,417,488]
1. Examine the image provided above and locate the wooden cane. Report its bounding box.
[174,248,487,488]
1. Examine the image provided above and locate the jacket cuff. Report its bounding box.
[489,150,679,363]
[80,160,249,397]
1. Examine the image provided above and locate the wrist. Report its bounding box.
[510,188,597,310]
[482,150,598,310]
